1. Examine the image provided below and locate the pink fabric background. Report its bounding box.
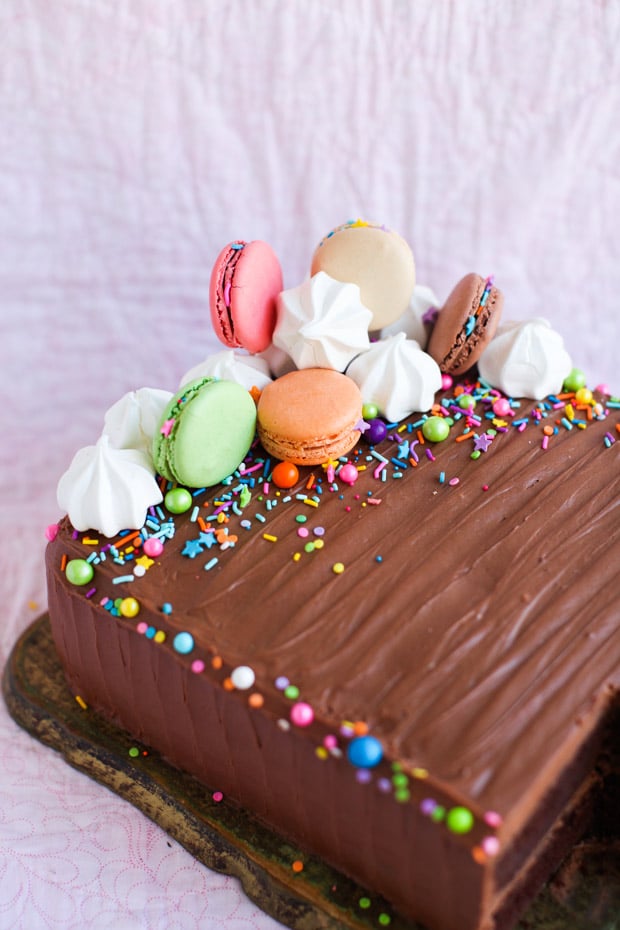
[1,2,618,927]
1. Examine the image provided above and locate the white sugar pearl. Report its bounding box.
[231,665,255,690]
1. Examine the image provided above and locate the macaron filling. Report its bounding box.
[438,275,502,373]
[216,242,246,347]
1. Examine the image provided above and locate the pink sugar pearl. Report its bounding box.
[290,702,314,727]
[492,398,512,417]
[339,463,359,486]
[143,537,164,557]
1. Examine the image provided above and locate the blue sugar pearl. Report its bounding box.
[347,735,383,769]
[173,631,195,655]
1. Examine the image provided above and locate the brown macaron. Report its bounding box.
[257,369,363,466]
[427,274,503,375]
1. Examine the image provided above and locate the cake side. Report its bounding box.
[45,382,620,930]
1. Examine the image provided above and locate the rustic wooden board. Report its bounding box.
[3,615,618,930]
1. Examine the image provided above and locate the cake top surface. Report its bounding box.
[49,377,620,837]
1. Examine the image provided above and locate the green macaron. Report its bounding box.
[152,377,257,488]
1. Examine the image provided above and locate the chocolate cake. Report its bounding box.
[45,377,620,930]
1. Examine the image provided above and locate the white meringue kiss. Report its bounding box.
[180,348,272,391]
[478,318,573,400]
[379,283,439,347]
[273,271,372,371]
[346,333,442,421]
[103,387,173,456]
[57,435,163,538]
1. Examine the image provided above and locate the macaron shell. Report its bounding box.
[428,273,504,375]
[154,378,257,488]
[257,369,362,466]
[310,222,415,331]
[209,240,283,354]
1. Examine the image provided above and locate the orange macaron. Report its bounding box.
[257,369,363,466]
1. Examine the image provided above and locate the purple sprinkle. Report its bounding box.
[274,676,289,690]
[313,526,325,537]
[422,306,439,326]
[356,769,372,784]
[425,448,435,461]
[420,798,437,816]
[377,777,392,793]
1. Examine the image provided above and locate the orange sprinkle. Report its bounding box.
[557,392,575,400]
[223,677,234,691]
[455,432,472,443]
[543,425,554,436]
[453,384,465,396]
[248,693,264,708]
[212,655,223,670]
[115,530,141,545]
[353,721,369,737]
[616,424,620,435]
[471,846,487,865]
[198,517,209,532]
[409,458,418,467]
[60,554,67,572]
[306,473,315,490]
[249,385,261,404]
[417,429,425,445]
[292,860,304,873]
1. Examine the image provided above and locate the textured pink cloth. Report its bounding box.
[1,2,619,927]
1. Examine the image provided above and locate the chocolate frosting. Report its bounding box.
[46,382,620,929]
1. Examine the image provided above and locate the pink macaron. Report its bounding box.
[209,240,283,354]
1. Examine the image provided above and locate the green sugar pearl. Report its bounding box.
[65,559,94,586]
[458,393,476,410]
[446,805,474,834]
[362,402,379,420]
[165,487,193,514]
[422,416,450,443]
[563,367,587,392]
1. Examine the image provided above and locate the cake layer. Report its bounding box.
[46,383,620,930]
